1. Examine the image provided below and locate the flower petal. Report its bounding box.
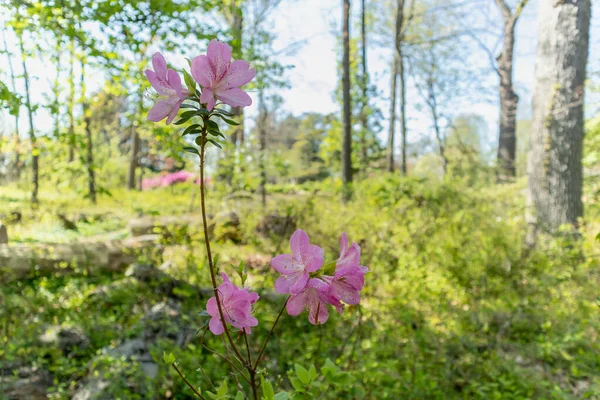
[167,69,183,97]
[225,60,256,88]
[191,54,214,87]
[148,100,173,122]
[287,290,308,316]
[307,289,329,325]
[289,271,309,295]
[207,39,232,80]
[209,316,225,335]
[165,99,183,125]
[145,70,167,95]
[152,52,168,80]
[290,229,309,256]
[215,87,252,108]
[304,244,324,272]
[332,281,361,305]
[271,254,303,274]
[206,297,218,317]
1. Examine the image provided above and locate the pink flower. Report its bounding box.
[271,229,324,295]
[191,39,256,111]
[286,278,342,325]
[145,53,190,125]
[322,233,368,305]
[206,273,259,335]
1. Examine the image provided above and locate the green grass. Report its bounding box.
[1,176,599,399]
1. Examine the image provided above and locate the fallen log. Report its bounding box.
[0,235,159,281]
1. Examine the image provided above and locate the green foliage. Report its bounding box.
[2,175,599,398]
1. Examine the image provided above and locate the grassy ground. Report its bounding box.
[1,176,599,399]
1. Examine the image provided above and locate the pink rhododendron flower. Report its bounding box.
[271,229,324,295]
[287,278,342,325]
[191,39,256,111]
[206,273,259,335]
[322,233,368,305]
[145,53,190,125]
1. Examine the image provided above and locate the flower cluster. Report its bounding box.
[206,273,259,335]
[141,170,196,190]
[272,230,368,325]
[205,230,367,335]
[145,39,255,124]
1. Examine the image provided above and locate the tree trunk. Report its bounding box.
[399,49,407,175]
[128,90,143,190]
[19,36,39,204]
[394,0,408,176]
[342,0,353,200]
[230,3,244,146]
[2,27,20,180]
[386,59,397,173]
[80,58,96,203]
[258,92,268,208]
[68,36,76,162]
[526,0,590,238]
[359,0,369,169]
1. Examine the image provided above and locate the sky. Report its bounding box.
[1,0,599,159]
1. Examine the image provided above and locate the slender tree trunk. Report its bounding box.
[399,49,407,175]
[393,0,407,176]
[258,92,267,208]
[80,58,96,203]
[230,2,244,146]
[2,27,20,180]
[52,37,61,139]
[68,36,76,162]
[128,85,144,190]
[19,36,39,204]
[341,0,353,200]
[526,0,590,240]
[359,0,369,169]
[387,59,397,173]
[495,0,528,182]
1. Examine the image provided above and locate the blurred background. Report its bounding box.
[0,0,599,398]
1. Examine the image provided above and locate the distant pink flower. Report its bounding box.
[287,278,342,325]
[206,273,259,335]
[145,53,190,125]
[271,229,324,295]
[191,39,256,111]
[322,233,368,305]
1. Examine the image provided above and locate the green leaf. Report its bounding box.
[295,364,310,385]
[274,393,289,400]
[214,113,240,125]
[235,392,244,400]
[217,381,228,397]
[163,351,175,364]
[195,136,204,146]
[183,69,196,93]
[180,103,198,109]
[182,124,201,136]
[261,377,275,400]
[290,377,305,392]
[207,139,223,149]
[208,129,226,139]
[180,110,198,120]
[183,146,200,156]
[308,365,317,381]
[206,119,220,132]
[213,108,234,116]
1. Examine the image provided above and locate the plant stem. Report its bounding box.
[253,297,289,370]
[171,362,206,399]
[199,126,246,365]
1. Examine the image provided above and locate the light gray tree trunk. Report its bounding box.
[19,35,39,204]
[1,27,20,180]
[526,0,591,240]
[386,59,397,173]
[342,0,353,200]
[495,0,528,182]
